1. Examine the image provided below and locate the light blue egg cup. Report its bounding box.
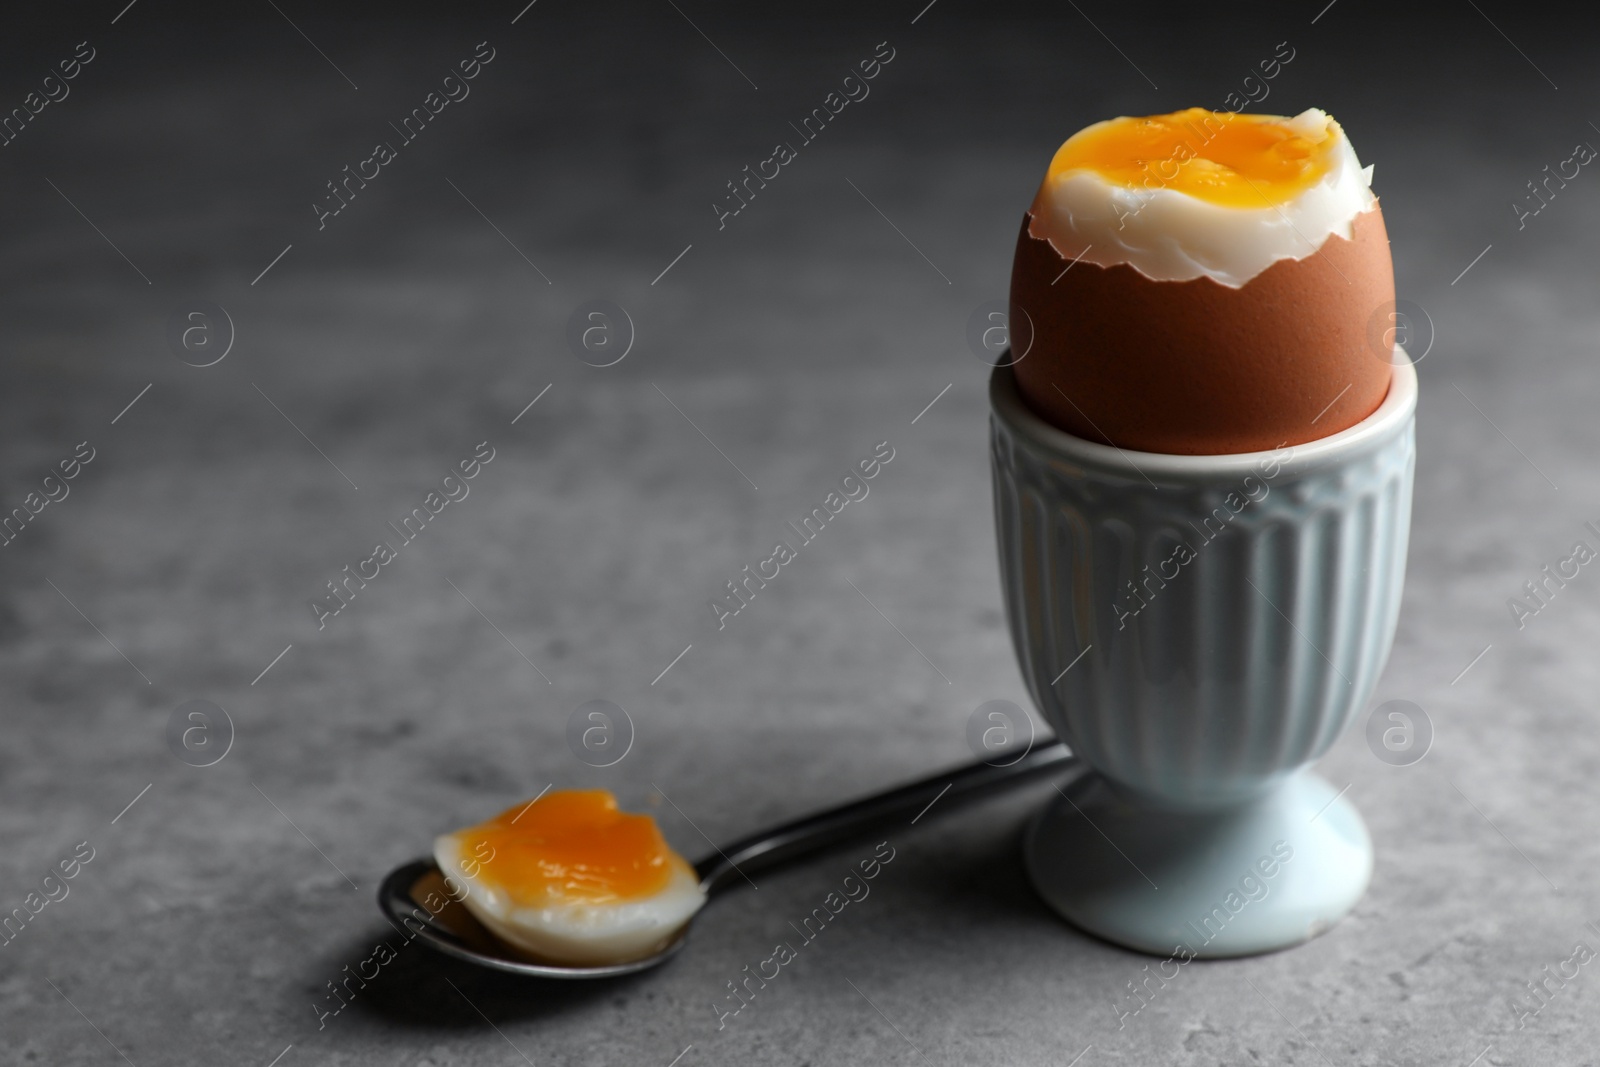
[989,353,1416,958]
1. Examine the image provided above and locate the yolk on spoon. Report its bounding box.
[1047,107,1337,209]
[455,790,679,906]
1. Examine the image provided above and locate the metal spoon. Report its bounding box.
[377,738,1075,979]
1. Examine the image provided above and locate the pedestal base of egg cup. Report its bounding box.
[1026,767,1370,958]
[990,353,1416,959]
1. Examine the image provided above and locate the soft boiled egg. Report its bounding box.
[1010,107,1395,455]
[434,790,707,966]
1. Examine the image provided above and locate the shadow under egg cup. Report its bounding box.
[990,352,1416,958]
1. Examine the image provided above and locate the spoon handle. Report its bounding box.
[693,739,1075,895]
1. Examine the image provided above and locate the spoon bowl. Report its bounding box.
[378,859,688,978]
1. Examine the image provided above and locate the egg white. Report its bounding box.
[433,831,707,966]
[1028,108,1377,287]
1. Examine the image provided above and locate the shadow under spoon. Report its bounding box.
[377,739,1076,979]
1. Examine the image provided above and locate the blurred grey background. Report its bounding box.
[2,2,1597,1064]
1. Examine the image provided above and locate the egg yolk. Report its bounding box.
[1047,107,1337,209]
[457,790,681,906]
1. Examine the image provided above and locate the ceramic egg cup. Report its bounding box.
[990,352,1416,958]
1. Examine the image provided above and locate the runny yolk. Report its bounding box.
[459,790,680,906]
[1047,107,1337,209]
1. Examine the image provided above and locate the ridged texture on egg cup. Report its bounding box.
[990,352,1415,957]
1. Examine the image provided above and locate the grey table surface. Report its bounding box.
[2,4,1597,1065]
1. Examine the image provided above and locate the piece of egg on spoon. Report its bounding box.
[1010,107,1395,455]
[434,790,706,966]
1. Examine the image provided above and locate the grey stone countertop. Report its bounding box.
[2,5,1598,1065]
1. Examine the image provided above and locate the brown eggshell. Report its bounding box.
[1009,205,1395,455]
